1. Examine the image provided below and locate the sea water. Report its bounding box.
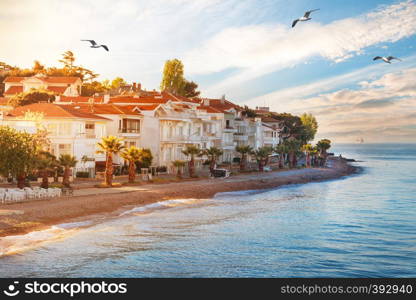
[0,144,415,277]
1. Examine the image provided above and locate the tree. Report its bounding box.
[252,146,273,172]
[301,143,314,168]
[0,126,38,188]
[275,143,289,169]
[8,88,55,107]
[235,145,253,171]
[182,145,201,177]
[316,139,331,167]
[58,154,78,187]
[32,60,45,74]
[81,81,107,96]
[136,148,153,169]
[160,59,185,95]
[242,105,257,118]
[97,136,124,186]
[202,147,223,174]
[110,77,127,90]
[37,151,57,188]
[172,160,186,178]
[59,51,76,70]
[284,139,301,168]
[182,80,200,98]
[120,146,142,183]
[300,113,318,143]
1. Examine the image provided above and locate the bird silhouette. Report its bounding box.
[373,56,401,64]
[81,40,109,51]
[292,9,320,28]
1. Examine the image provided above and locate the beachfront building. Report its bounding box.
[1,103,109,168]
[3,74,82,98]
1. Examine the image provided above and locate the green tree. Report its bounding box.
[284,139,301,168]
[316,139,331,167]
[97,136,125,186]
[182,145,201,177]
[160,59,186,95]
[59,50,76,69]
[111,77,127,90]
[182,80,200,98]
[58,154,78,188]
[136,148,153,169]
[8,88,55,107]
[301,143,314,168]
[37,151,57,188]
[242,105,257,118]
[252,146,273,172]
[81,81,107,96]
[172,160,186,178]
[202,147,223,174]
[32,60,45,74]
[300,113,318,143]
[0,126,38,188]
[235,145,253,171]
[120,146,142,183]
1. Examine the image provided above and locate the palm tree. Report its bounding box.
[120,146,142,183]
[202,147,223,174]
[182,145,201,177]
[301,144,314,168]
[37,151,57,189]
[275,143,289,169]
[284,139,301,168]
[172,160,186,178]
[97,136,124,186]
[310,146,319,167]
[235,145,253,171]
[58,154,78,188]
[252,147,273,172]
[316,139,331,167]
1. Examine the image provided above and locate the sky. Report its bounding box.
[1,0,416,143]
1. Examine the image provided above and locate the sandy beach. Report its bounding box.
[0,157,358,238]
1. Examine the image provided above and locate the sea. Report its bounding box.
[0,143,415,277]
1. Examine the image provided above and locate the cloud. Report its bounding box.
[183,0,416,94]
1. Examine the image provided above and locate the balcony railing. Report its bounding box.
[119,128,140,133]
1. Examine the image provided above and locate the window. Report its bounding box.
[178,126,183,136]
[226,120,231,128]
[58,123,72,136]
[47,123,58,135]
[58,144,72,156]
[119,119,140,133]
[85,123,95,130]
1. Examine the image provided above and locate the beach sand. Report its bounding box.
[0,157,358,238]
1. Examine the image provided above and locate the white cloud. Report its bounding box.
[184,0,416,94]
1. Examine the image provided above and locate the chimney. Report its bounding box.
[221,94,225,104]
[203,98,210,106]
[104,94,110,103]
[137,83,141,91]
[132,82,137,91]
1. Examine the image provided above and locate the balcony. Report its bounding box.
[224,126,237,133]
[233,133,248,141]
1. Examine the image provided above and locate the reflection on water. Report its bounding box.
[0,144,415,277]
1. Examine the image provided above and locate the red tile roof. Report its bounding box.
[200,98,241,113]
[47,86,68,93]
[3,76,80,84]
[67,104,142,116]
[135,104,160,111]
[0,97,9,105]
[197,106,223,113]
[8,103,109,120]
[4,86,23,95]
[59,96,104,103]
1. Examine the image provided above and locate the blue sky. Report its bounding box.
[1,0,416,142]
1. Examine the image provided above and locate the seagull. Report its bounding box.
[81,40,109,51]
[292,9,320,28]
[373,56,402,64]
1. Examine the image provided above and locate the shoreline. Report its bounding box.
[0,157,359,239]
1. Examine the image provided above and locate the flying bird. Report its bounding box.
[81,40,109,51]
[292,9,320,28]
[373,56,401,64]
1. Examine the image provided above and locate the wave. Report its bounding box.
[119,198,204,216]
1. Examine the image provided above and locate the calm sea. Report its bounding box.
[0,143,415,277]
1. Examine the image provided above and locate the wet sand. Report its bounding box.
[0,157,358,238]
